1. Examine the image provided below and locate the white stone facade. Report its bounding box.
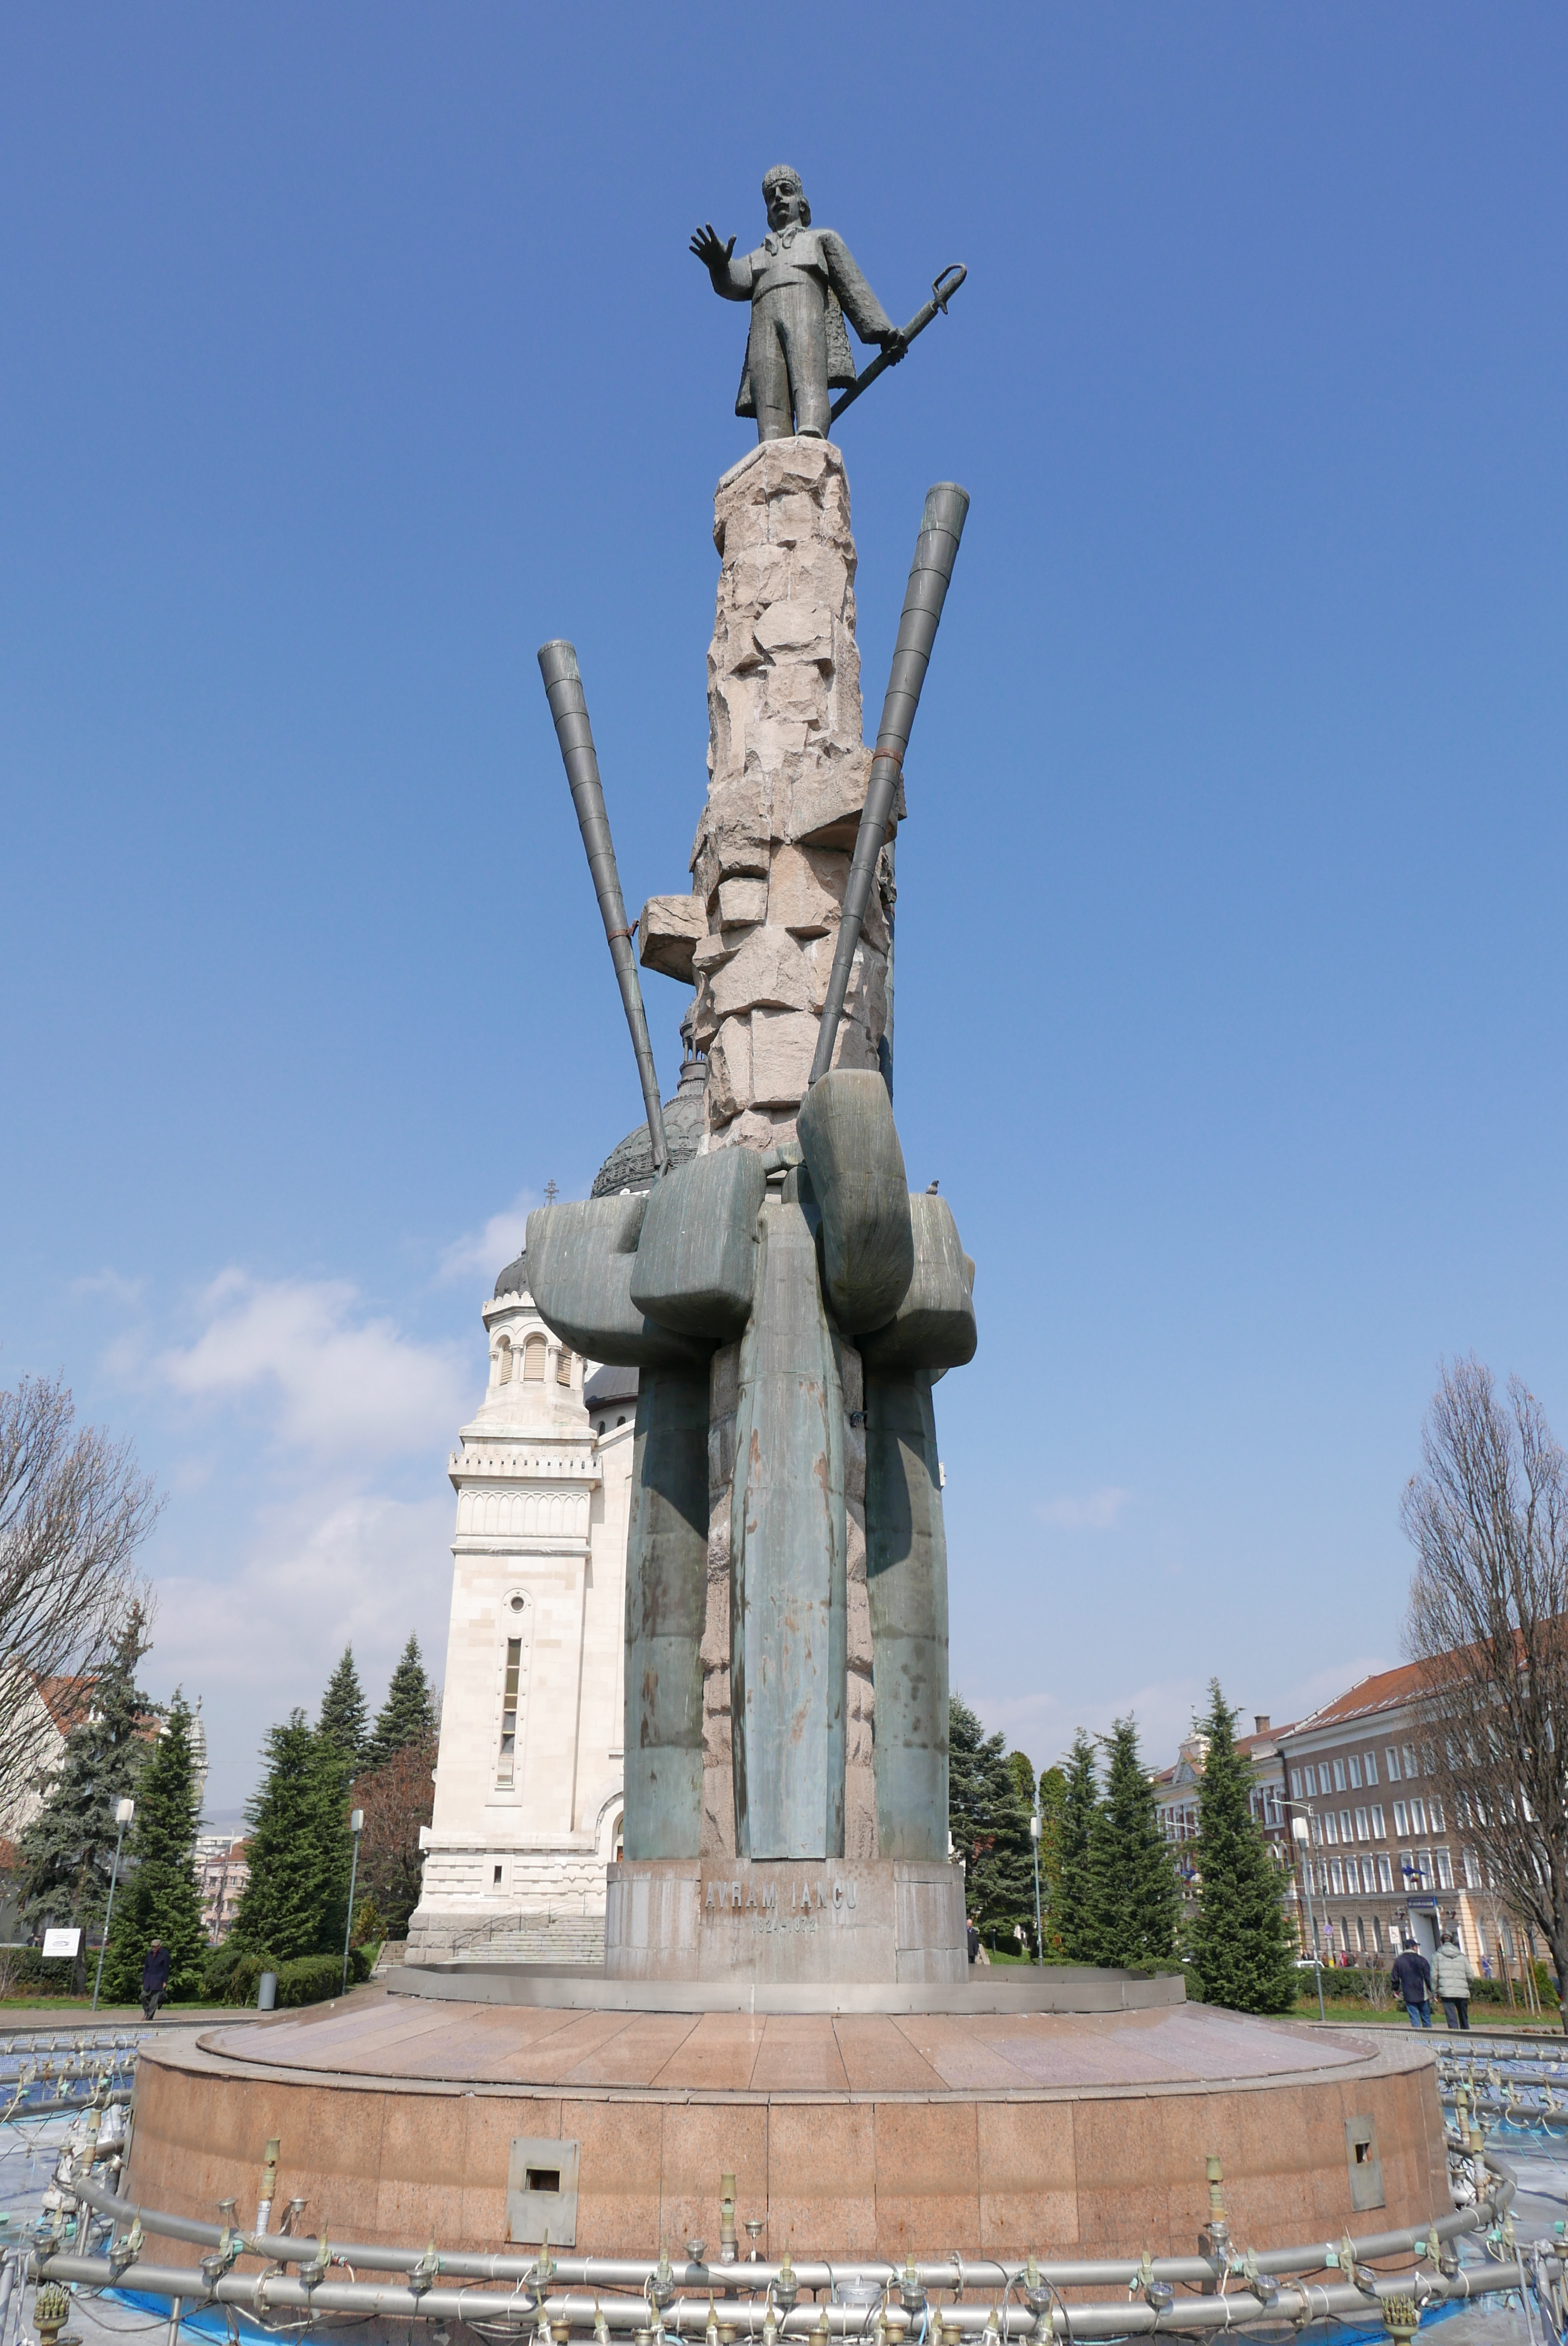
[407,1269,635,1963]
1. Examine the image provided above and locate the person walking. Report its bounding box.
[140,1937,171,2020]
[1434,1930,1473,2030]
[1390,1940,1433,2028]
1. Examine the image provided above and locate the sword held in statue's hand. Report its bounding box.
[829,264,967,423]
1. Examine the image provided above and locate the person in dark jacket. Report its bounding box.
[141,1939,171,2020]
[1390,1942,1433,2027]
[966,1916,979,1965]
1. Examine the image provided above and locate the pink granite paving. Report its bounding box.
[209,1991,1373,2098]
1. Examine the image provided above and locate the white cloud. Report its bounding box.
[155,1271,468,1459]
[149,1485,455,1808]
[438,1193,537,1285]
[1035,1485,1132,1531]
[91,1264,478,1812]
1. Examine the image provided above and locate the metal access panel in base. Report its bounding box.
[603,1857,967,1986]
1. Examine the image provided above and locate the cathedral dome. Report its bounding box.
[493,1251,528,1299]
[590,1048,707,1199]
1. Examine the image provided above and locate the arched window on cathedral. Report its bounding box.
[556,1349,572,1386]
[523,1335,546,1382]
[495,1336,512,1385]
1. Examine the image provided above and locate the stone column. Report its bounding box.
[689,439,900,1154]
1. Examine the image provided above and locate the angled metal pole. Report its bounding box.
[340,1809,362,1997]
[829,264,966,424]
[1031,1807,1043,1965]
[92,1811,130,2014]
[809,483,970,1087]
[537,642,669,1174]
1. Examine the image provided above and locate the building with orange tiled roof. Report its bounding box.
[1276,1662,1549,2002]
[1152,1661,1551,2007]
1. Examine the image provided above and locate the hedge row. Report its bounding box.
[1297,1961,1559,2008]
[0,1947,81,1995]
[209,1945,373,2007]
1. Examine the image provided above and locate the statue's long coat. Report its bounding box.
[726,225,894,418]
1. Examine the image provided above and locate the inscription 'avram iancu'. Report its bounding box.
[702,1876,859,1917]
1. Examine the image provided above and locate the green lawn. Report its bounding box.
[1292,1994,1563,2031]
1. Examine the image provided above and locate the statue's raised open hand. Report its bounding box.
[689,224,736,275]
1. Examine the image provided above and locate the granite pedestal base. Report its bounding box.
[604,1858,966,1985]
[121,1993,1451,2265]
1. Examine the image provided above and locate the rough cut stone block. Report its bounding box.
[691,930,736,975]
[717,877,767,929]
[769,842,846,936]
[709,929,815,1020]
[754,600,833,663]
[637,893,705,985]
[749,1008,819,1107]
[706,1016,751,1124]
[690,777,776,881]
[787,751,906,853]
[603,1857,965,1985]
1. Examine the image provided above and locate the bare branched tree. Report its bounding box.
[0,1373,162,1829]
[351,1730,436,1940]
[1402,1356,1568,2031]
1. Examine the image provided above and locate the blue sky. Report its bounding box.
[3,7,1565,1813]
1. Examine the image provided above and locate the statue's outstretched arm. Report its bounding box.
[688,224,751,301]
[820,231,902,351]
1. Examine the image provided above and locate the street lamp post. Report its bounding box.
[92,1797,136,2014]
[1029,1808,1043,1965]
[340,1808,365,1996]
[1291,1813,1326,2024]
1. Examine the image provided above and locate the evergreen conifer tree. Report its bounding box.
[230,1712,352,1962]
[98,1689,207,2003]
[1036,1764,1068,1956]
[365,1636,435,1772]
[1055,1731,1100,1962]
[317,1647,369,1771]
[1085,1716,1180,1967]
[948,1696,1035,1948]
[1190,1681,1298,2014]
[17,1606,153,1991]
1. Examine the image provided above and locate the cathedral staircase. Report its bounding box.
[408,1909,607,1967]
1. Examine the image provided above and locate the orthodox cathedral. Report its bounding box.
[406,1038,707,1962]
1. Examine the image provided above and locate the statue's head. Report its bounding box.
[762,166,810,231]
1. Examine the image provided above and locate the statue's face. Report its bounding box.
[765,176,805,231]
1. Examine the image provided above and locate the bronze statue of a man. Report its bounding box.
[691,166,906,442]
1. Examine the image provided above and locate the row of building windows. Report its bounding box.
[1291,1742,1433,1798]
[1160,1786,1285,1844]
[1301,1844,1481,1897]
[1308,1795,1448,1845]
